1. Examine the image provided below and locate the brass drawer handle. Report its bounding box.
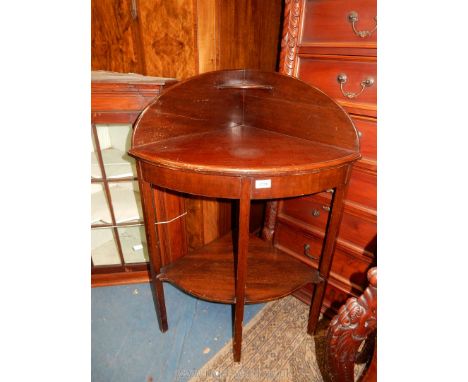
[348,11,377,38]
[357,130,363,138]
[322,205,330,212]
[311,208,320,217]
[337,73,374,99]
[304,244,317,260]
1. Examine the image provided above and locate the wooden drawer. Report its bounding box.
[296,55,376,109]
[330,245,375,287]
[347,168,376,210]
[274,221,322,264]
[340,211,376,250]
[301,0,377,45]
[280,194,330,228]
[275,221,374,289]
[353,117,376,163]
[279,195,376,250]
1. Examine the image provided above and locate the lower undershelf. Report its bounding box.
[158,233,321,304]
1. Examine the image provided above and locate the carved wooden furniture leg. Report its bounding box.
[261,200,278,242]
[308,182,349,334]
[326,267,377,382]
[233,178,252,362]
[137,164,168,332]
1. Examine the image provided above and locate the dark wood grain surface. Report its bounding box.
[130,69,360,150]
[91,0,146,74]
[158,232,320,304]
[131,69,360,360]
[131,126,358,175]
[296,55,377,113]
[301,0,377,45]
[92,0,282,79]
[138,0,198,79]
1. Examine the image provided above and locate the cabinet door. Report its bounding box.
[91,0,145,74]
[91,124,149,267]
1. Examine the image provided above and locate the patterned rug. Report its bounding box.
[188,296,365,382]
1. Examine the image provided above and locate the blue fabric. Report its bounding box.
[92,283,264,382]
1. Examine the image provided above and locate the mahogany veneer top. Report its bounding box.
[131,125,358,175]
[130,69,360,175]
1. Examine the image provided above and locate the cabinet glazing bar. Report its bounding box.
[91,123,126,268]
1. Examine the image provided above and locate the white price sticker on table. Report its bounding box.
[255,179,271,189]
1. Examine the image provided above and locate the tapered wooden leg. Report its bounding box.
[137,164,168,332]
[233,178,251,362]
[233,300,246,362]
[152,276,168,332]
[308,183,348,335]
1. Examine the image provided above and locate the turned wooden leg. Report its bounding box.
[233,178,251,362]
[308,184,348,335]
[137,164,168,332]
[261,200,279,242]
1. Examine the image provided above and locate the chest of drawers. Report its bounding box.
[264,0,377,312]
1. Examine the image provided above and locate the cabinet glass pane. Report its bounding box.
[118,226,149,264]
[91,183,112,224]
[91,133,102,179]
[91,228,121,266]
[95,124,136,179]
[109,181,142,223]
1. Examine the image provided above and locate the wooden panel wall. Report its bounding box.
[197,0,283,73]
[139,0,198,79]
[92,0,282,78]
[91,0,146,74]
[218,0,282,71]
[185,197,232,249]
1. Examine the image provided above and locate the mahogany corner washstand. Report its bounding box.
[128,69,360,362]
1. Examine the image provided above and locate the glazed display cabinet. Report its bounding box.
[91,71,175,286]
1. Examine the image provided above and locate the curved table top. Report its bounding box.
[131,125,358,176]
[130,69,360,178]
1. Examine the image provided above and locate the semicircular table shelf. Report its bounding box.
[129,69,361,362]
